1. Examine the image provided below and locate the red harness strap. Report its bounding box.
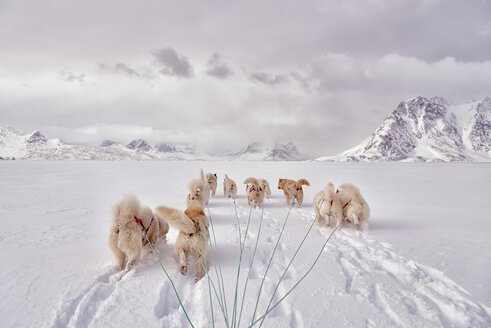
[134,215,154,234]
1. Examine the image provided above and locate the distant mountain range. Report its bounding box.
[1,96,489,162]
[316,96,490,162]
[0,128,303,161]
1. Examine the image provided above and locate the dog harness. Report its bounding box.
[134,215,154,234]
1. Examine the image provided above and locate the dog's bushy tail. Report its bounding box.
[154,206,196,234]
[113,194,140,222]
[338,183,370,222]
[259,179,271,195]
[154,211,170,237]
[338,183,363,202]
[296,178,310,187]
[244,177,260,187]
[325,182,335,198]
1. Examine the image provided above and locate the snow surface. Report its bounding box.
[1,161,490,327]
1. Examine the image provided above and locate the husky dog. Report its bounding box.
[187,170,211,208]
[109,195,167,273]
[244,177,264,208]
[186,193,203,209]
[200,169,211,205]
[206,173,218,197]
[155,205,209,281]
[259,179,271,198]
[278,178,310,207]
[313,183,344,227]
[337,183,370,230]
[223,174,237,199]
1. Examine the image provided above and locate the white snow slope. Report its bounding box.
[1,161,490,328]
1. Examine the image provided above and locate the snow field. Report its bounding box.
[0,161,490,327]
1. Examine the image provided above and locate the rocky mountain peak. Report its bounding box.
[319,96,490,162]
[266,142,300,161]
[126,139,151,152]
[26,130,47,145]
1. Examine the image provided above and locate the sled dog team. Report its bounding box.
[109,169,370,280]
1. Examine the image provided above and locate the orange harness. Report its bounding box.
[134,215,154,234]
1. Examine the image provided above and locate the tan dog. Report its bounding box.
[154,205,209,281]
[313,183,344,227]
[244,177,264,208]
[109,195,167,273]
[259,179,271,198]
[200,169,211,205]
[223,174,237,199]
[337,183,370,230]
[187,170,210,208]
[206,173,218,196]
[277,178,310,207]
[186,192,203,209]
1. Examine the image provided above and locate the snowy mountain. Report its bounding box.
[0,128,200,160]
[235,142,303,161]
[317,96,490,162]
[0,128,302,161]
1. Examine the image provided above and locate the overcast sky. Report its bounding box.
[1,0,490,157]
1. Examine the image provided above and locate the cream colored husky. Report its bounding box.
[187,169,211,208]
[278,178,310,207]
[108,195,168,273]
[154,205,209,281]
[206,173,218,196]
[337,183,370,230]
[244,177,264,208]
[223,174,237,199]
[259,179,271,198]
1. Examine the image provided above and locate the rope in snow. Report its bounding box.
[142,229,195,328]
[231,201,254,328]
[251,216,345,327]
[237,205,264,328]
[256,199,324,328]
[206,205,231,327]
[249,203,293,327]
[198,230,215,328]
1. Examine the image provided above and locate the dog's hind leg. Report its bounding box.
[119,233,142,273]
[109,232,126,270]
[352,214,360,230]
[111,245,126,270]
[195,252,206,282]
[179,249,188,275]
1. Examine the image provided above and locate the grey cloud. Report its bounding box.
[60,70,85,83]
[154,47,194,78]
[205,53,233,79]
[250,72,288,86]
[99,63,141,77]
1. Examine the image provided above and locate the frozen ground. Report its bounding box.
[0,161,490,327]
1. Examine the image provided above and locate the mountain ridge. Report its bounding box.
[316,96,490,162]
[0,128,301,161]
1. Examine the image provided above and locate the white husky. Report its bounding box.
[313,183,344,227]
[337,183,370,230]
